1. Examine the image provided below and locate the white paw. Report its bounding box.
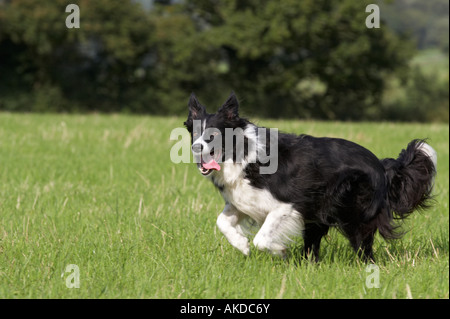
[253,233,285,257]
[232,238,250,256]
[241,245,250,256]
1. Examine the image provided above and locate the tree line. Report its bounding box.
[0,0,448,122]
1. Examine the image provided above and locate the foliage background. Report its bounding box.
[0,0,448,122]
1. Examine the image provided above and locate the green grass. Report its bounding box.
[0,113,448,299]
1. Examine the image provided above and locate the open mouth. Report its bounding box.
[197,149,222,176]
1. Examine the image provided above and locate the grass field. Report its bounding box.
[0,113,448,299]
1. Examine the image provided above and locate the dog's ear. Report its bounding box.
[219,91,239,120]
[184,93,206,128]
[188,92,206,118]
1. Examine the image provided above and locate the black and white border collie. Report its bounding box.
[184,92,437,262]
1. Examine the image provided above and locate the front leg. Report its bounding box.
[253,204,303,257]
[216,204,250,256]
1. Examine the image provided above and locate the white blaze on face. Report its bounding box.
[191,119,222,174]
[191,120,207,161]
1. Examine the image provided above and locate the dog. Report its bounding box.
[183,92,437,262]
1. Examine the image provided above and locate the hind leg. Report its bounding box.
[303,223,329,262]
[346,226,376,263]
[359,230,376,262]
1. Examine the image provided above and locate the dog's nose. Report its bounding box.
[192,143,203,154]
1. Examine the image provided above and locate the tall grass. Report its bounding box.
[0,113,448,298]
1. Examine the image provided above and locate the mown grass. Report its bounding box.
[0,113,448,298]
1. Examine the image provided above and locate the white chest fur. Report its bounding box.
[210,162,302,227]
[222,178,277,226]
[210,162,267,224]
[210,161,304,256]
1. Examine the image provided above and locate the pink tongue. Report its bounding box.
[203,159,221,171]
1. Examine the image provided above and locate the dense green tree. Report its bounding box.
[175,0,414,119]
[0,0,446,122]
[0,0,156,111]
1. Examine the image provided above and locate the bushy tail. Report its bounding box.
[381,139,437,220]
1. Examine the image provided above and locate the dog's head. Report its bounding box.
[184,92,250,176]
